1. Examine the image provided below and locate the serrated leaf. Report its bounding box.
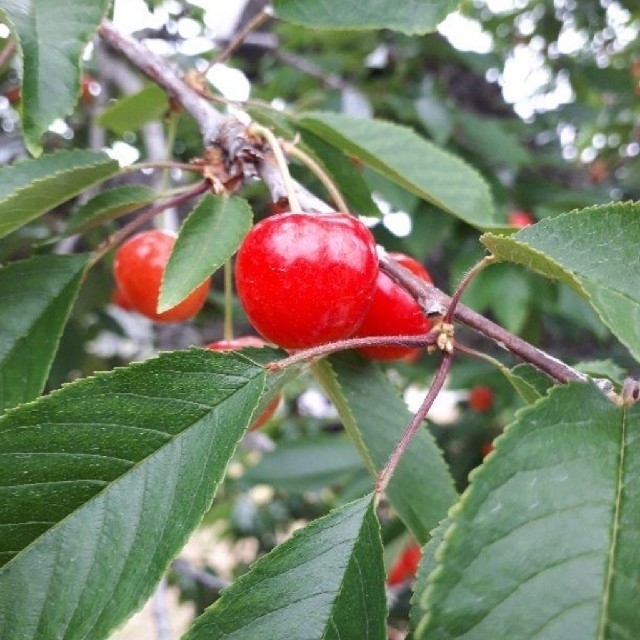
[97,84,169,135]
[482,202,640,363]
[0,149,119,239]
[315,353,457,544]
[0,349,268,640]
[243,434,366,493]
[0,254,88,413]
[65,185,158,235]
[272,0,458,35]
[158,194,252,312]
[416,382,640,639]
[410,518,449,634]
[297,112,495,228]
[183,494,386,640]
[1,0,111,155]
[575,359,626,384]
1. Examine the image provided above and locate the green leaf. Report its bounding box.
[575,359,626,384]
[297,112,495,228]
[243,434,366,493]
[504,363,551,403]
[1,0,111,155]
[315,353,457,544]
[158,195,252,312]
[410,518,449,634]
[0,254,88,413]
[183,494,386,640]
[97,84,169,135]
[65,185,158,235]
[416,382,640,639]
[272,0,458,35]
[0,149,119,239]
[0,348,266,640]
[482,202,640,363]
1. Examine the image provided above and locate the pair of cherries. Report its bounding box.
[113,210,433,361]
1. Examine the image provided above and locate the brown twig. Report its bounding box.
[0,38,16,69]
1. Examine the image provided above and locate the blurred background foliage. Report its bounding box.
[0,0,638,635]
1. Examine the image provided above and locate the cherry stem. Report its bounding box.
[249,123,302,212]
[0,38,16,69]
[280,140,349,213]
[123,160,204,175]
[223,260,234,341]
[267,329,440,371]
[444,255,495,323]
[376,351,454,496]
[205,9,271,72]
[88,180,210,268]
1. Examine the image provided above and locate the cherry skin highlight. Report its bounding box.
[206,336,280,430]
[508,210,535,228]
[234,211,379,349]
[353,251,433,361]
[113,229,210,323]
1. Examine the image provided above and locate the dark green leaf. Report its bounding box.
[158,194,252,312]
[0,150,119,239]
[505,363,552,403]
[416,382,640,639]
[1,0,111,155]
[298,112,495,228]
[65,185,158,235]
[315,353,457,544]
[272,0,458,35]
[482,202,640,363]
[243,434,366,493]
[0,349,266,640]
[0,254,88,413]
[97,84,169,135]
[300,129,381,217]
[183,494,386,640]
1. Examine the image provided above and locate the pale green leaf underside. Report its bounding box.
[1,0,111,155]
[0,149,119,239]
[0,349,266,640]
[184,494,386,640]
[319,353,457,544]
[0,254,88,413]
[65,184,158,235]
[416,382,640,639]
[272,0,457,35]
[298,112,495,228]
[159,194,252,312]
[97,84,169,135]
[482,202,640,363]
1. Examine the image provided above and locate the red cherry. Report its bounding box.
[234,211,379,349]
[469,385,494,412]
[387,542,422,586]
[113,230,210,323]
[481,441,495,458]
[353,251,432,361]
[206,337,281,430]
[508,211,535,228]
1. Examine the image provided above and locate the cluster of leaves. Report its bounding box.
[0,0,639,639]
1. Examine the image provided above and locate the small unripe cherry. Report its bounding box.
[113,229,210,323]
[205,336,281,430]
[354,251,433,361]
[469,385,494,412]
[235,211,379,350]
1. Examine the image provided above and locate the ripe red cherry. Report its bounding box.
[508,211,535,228]
[206,337,281,430]
[353,251,432,361]
[469,385,494,412]
[387,542,422,586]
[234,211,379,349]
[113,229,210,323]
[110,287,135,311]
